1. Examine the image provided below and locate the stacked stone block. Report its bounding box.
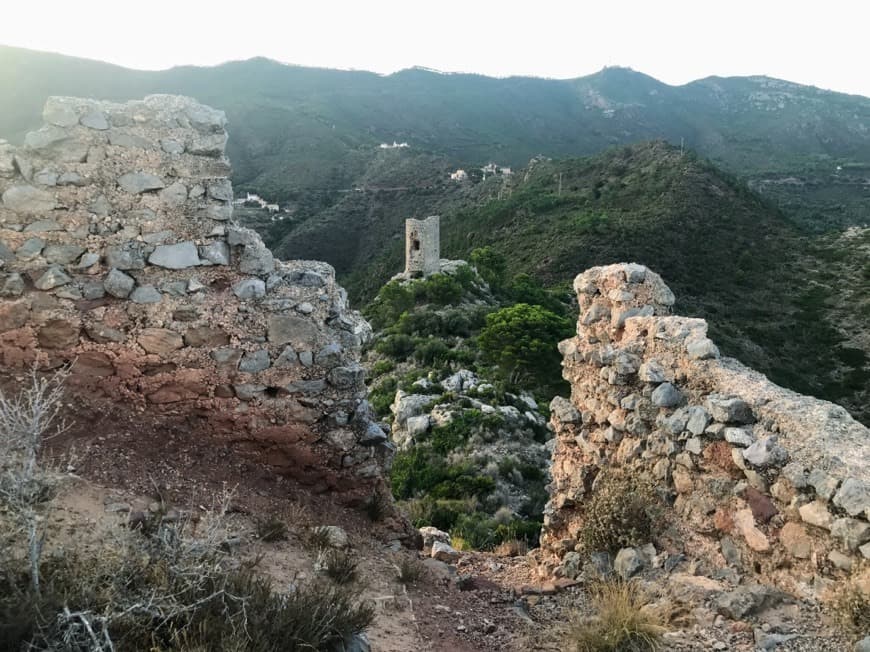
[0,95,392,499]
[540,263,870,589]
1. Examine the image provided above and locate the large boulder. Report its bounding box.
[431,541,460,563]
[2,185,57,213]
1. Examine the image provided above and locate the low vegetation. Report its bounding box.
[829,569,870,637]
[255,515,289,542]
[364,490,389,522]
[317,549,360,586]
[564,580,666,652]
[394,557,423,586]
[0,371,373,651]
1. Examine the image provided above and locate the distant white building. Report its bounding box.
[450,169,468,181]
[235,192,282,213]
[481,162,512,180]
[379,141,410,149]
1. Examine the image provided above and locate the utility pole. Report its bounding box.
[558,172,563,196]
[680,137,684,157]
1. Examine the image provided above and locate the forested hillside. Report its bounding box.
[351,143,868,424]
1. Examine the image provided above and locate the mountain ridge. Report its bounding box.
[3,45,870,201]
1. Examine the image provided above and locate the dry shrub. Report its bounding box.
[451,535,471,551]
[395,556,423,585]
[317,548,360,585]
[284,501,312,530]
[565,580,666,652]
[829,571,870,636]
[578,470,661,554]
[364,490,389,522]
[256,515,289,542]
[494,539,529,557]
[0,368,374,650]
[306,526,334,553]
[0,509,375,651]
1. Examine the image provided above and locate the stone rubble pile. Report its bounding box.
[540,263,870,593]
[0,95,393,500]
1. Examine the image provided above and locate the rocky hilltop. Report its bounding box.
[0,95,396,508]
[541,263,870,592]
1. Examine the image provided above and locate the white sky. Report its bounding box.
[2,0,869,97]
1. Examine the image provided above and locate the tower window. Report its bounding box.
[413,239,421,251]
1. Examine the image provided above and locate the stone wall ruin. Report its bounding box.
[0,95,396,504]
[540,263,870,595]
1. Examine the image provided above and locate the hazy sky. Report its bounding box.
[2,0,869,97]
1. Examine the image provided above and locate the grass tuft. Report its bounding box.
[395,557,423,585]
[364,490,389,522]
[305,526,334,553]
[494,539,528,557]
[318,549,359,585]
[565,580,666,652]
[256,515,289,542]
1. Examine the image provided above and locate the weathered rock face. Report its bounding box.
[540,263,870,587]
[0,95,391,504]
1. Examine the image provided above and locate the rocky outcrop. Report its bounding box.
[540,263,870,592]
[0,96,392,503]
[389,369,551,514]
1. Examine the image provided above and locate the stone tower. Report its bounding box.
[405,215,440,277]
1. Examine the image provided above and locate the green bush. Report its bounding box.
[370,359,396,377]
[396,310,443,336]
[375,333,416,360]
[365,281,415,329]
[450,263,479,292]
[368,376,397,418]
[402,496,478,532]
[451,513,542,550]
[390,448,494,502]
[412,338,451,366]
[478,302,573,392]
[416,274,463,305]
[417,409,504,455]
[506,273,571,314]
[470,247,507,290]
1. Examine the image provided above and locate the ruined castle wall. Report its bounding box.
[541,263,870,590]
[404,215,440,277]
[0,96,393,500]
